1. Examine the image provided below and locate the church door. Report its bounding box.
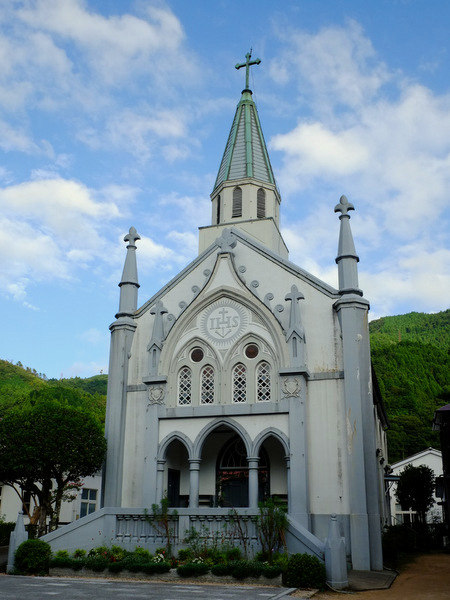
[167,468,180,507]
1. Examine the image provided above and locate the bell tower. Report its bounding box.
[199,52,288,258]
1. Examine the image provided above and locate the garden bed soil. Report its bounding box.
[49,566,283,587]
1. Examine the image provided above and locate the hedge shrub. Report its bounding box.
[284,553,326,589]
[14,539,52,575]
[177,561,210,577]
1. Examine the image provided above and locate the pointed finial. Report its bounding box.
[334,195,354,216]
[124,226,141,247]
[235,50,261,91]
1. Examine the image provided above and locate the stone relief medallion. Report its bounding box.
[148,385,165,405]
[281,377,301,398]
[201,299,248,347]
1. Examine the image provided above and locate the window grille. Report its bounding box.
[201,365,215,404]
[178,366,192,405]
[257,188,266,218]
[257,361,271,402]
[232,187,242,217]
[233,363,247,403]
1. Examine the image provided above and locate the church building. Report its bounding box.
[45,54,389,574]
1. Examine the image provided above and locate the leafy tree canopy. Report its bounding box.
[0,389,106,536]
[395,464,435,523]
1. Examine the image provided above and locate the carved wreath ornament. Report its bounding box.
[281,377,301,398]
[148,386,165,405]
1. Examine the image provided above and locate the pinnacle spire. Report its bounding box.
[117,226,140,317]
[334,196,362,295]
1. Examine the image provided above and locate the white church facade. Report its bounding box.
[44,55,389,575]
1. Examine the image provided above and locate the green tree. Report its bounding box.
[0,392,106,537]
[395,464,435,524]
[256,497,288,564]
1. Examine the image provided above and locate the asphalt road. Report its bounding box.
[0,575,297,600]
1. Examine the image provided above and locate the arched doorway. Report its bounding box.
[164,438,190,507]
[216,435,269,507]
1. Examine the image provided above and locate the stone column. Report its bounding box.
[156,459,165,504]
[248,457,260,508]
[189,459,201,508]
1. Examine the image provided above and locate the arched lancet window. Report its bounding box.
[200,365,215,404]
[256,361,271,402]
[178,366,192,405]
[232,187,242,217]
[232,363,247,403]
[257,188,266,218]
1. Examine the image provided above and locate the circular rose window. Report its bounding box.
[244,344,259,359]
[190,347,204,362]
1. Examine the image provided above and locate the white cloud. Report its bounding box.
[269,22,450,317]
[79,328,107,345]
[0,177,131,300]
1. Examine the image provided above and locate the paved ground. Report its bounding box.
[0,575,294,600]
[313,553,450,600]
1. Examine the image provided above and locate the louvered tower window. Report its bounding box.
[200,365,215,404]
[216,194,221,224]
[178,366,192,405]
[232,187,242,217]
[232,363,247,403]
[257,188,266,218]
[256,361,271,402]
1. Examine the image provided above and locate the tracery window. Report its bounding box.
[256,361,271,402]
[232,363,247,403]
[257,188,266,218]
[232,187,242,217]
[201,365,215,404]
[178,366,192,405]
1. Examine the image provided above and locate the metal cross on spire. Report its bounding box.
[235,50,261,90]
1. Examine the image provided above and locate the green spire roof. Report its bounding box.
[213,54,277,193]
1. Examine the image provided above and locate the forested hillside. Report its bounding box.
[1,308,448,464]
[0,360,106,422]
[370,310,450,463]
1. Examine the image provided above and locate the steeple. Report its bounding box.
[199,52,288,258]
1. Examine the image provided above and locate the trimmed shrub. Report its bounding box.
[211,562,232,576]
[284,553,326,589]
[177,561,210,577]
[14,539,52,575]
[260,563,282,579]
[141,561,171,574]
[230,560,262,580]
[133,547,151,561]
[85,556,108,572]
[108,561,125,573]
[50,556,76,569]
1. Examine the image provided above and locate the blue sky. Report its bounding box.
[0,0,449,379]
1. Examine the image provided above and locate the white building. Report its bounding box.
[0,474,102,529]
[44,54,389,574]
[389,448,443,525]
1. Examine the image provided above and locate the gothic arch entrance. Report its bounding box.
[216,435,269,507]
